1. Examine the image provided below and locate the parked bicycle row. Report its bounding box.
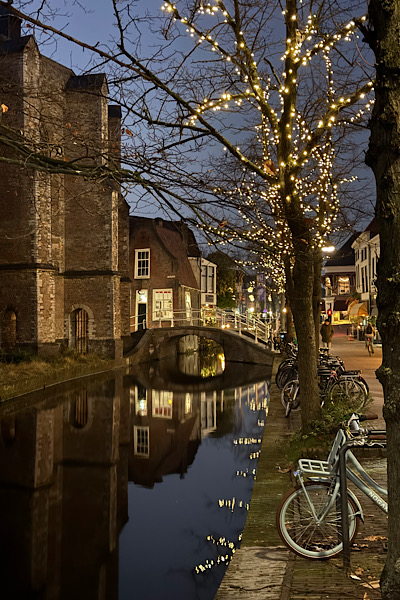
[276,343,369,417]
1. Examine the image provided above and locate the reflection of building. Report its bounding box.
[322,235,357,322]
[129,385,201,487]
[0,7,130,358]
[351,219,380,318]
[0,372,128,599]
[201,391,217,437]
[129,217,201,331]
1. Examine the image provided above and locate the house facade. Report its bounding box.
[322,235,357,322]
[129,217,201,331]
[0,7,130,358]
[351,218,380,318]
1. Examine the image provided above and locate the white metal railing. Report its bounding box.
[130,307,272,346]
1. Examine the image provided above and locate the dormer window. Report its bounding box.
[134,249,150,278]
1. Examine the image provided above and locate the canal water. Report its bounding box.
[0,352,271,600]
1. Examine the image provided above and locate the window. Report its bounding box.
[134,426,149,456]
[71,390,89,428]
[134,249,150,278]
[208,265,216,293]
[338,276,350,295]
[131,385,147,416]
[152,390,173,418]
[325,277,332,293]
[72,308,89,353]
[201,265,207,292]
[185,291,192,320]
[185,393,192,415]
[153,289,173,320]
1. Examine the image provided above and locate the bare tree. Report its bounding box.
[0,0,374,429]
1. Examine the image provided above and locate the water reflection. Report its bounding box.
[0,360,270,600]
[177,340,225,378]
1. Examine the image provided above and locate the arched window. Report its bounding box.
[0,417,16,446]
[70,390,89,429]
[72,308,89,353]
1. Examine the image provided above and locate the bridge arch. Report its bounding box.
[125,325,273,367]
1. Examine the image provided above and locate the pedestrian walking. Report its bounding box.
[320,318,334,352]
[365,321,376,355]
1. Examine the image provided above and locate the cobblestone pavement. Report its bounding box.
[216,330,387,600]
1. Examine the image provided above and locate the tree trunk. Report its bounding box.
[313,247,323,361]
[367,1,400,597]
[283,257,294,342]
[289,246,321,431]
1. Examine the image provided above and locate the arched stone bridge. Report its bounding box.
[124,325,274,367]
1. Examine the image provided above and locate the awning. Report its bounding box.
[348,302,368,316]
[333,299,348,312]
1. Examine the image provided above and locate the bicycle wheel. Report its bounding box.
[277,482,360,559]
[276,365,298,390]
[281,380,300,416]
[328,379,368,412]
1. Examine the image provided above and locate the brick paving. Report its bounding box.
[215,328,387,600]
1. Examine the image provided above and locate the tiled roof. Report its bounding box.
[156,224,199,289]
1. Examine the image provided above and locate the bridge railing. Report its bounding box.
[130,307,272,346]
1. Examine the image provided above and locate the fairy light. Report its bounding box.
[158,2,373,281]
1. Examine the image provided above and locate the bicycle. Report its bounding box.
[276,413,387,559]
[280,367,368,417]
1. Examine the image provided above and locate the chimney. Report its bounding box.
[108,104,122,167]
[0,5,22,40]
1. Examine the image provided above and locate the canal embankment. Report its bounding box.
[0,352,128,402]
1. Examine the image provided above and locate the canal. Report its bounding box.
[0,352,271,600]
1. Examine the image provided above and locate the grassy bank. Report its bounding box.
[0,351,118,401]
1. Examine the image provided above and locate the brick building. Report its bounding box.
[129,217,201,331]
[0,7,130,358]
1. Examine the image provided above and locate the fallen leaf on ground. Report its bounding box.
[277,464,292,473]
[350,574,362,580]
[364,535,387,542]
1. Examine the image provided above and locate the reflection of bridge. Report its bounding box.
[126,358,272,393]
[125,309,274,367]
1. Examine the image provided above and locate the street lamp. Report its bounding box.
[322,241,335,253]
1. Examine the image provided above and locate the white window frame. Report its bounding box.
[153,288,173,320]
[134,426,149,457]
[134,249,150,279]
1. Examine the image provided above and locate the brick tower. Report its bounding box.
[0,6,130,358]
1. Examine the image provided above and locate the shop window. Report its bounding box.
[153,289,173,320]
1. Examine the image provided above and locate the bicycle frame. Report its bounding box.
[295,431,387,524]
